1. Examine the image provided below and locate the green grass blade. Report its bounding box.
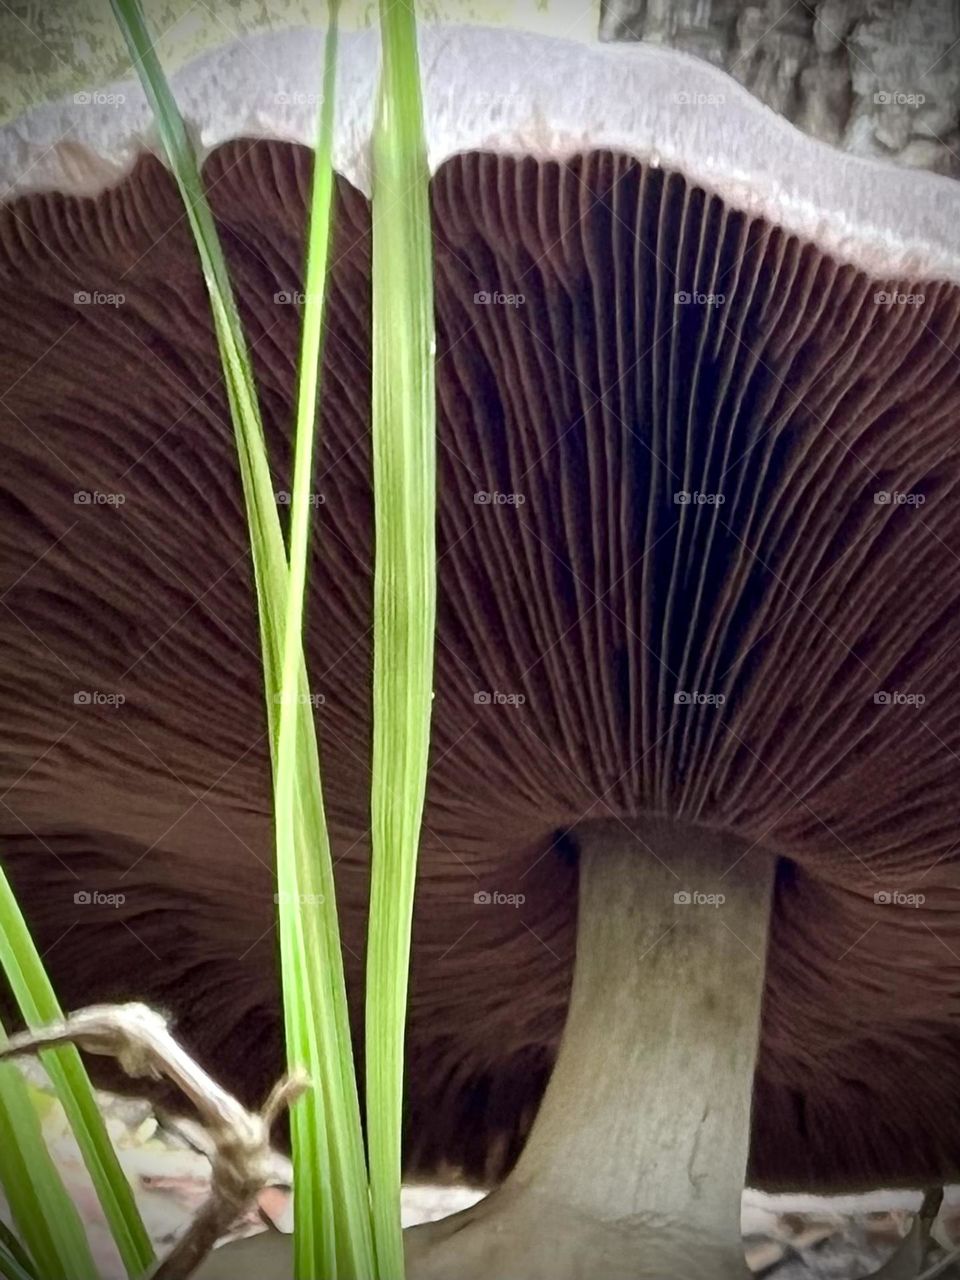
[0,1026,95,1280]
[273,7,377,1278]
[0,1238,38,1280]
[0,870,153,1278]
[110,2,376,1275]
[366,1,437,1275]
[0,1220,38,1280]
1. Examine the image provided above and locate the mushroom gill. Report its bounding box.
[2,21,960,1280]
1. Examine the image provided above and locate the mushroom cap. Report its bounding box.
[6,25,960,280]
[2,25,960,1191]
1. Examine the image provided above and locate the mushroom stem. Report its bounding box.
[520,817,772,1233]
[406,816,775,1279]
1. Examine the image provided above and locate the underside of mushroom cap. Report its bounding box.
[4,24,960,282]
[2,24,960,1199]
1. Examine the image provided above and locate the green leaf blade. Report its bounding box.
[0,1048,96,1280]
[0,868,153,1278]
[111,3,376,1276]
[366,2,437,1276]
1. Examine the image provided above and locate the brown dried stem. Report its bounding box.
[0,1003,306,1280]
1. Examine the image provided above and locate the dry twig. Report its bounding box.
[0,1003,306,1280]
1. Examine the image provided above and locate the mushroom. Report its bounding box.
[2,17,960,1280]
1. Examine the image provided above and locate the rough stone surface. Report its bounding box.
[601,0,960,176]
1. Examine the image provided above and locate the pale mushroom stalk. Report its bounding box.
[405,817,772,1279]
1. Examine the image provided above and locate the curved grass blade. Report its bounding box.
[0,1220,37,1280]
[272,6,376,1278]
[0,1238,38,1280]
[0,1028,94,1280]
[0,870,152,1278]
[109,2,375,1274]
[366,2,437,1275]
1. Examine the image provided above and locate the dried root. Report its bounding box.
[0,1003,305,1280]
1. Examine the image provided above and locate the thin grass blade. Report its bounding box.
[0,869,153,1278]
[0,1220,38,1280]
[272,5,377,1278]
[0,1239,38,1280]
[366,1,437,1275]
[0,1023,96,1280]
[110,2,375,1274]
